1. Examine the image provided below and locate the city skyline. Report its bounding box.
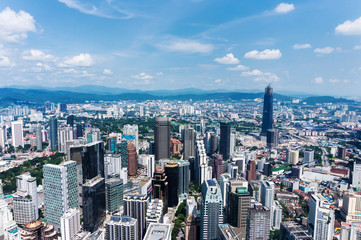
[0,1,360,96]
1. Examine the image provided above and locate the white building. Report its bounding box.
[146,199,163,227]
[340,222,361,240]
[261,180,275,229]
[58,126,74,153]
[11,121,23,147]
[123,124,139,151]
[352,159,361,190]
[304,150,314,163]
[143,223,171,240]
[105,153,122,178]
[105,215,138,240]
[61,208,81,240]
[0,125,7,150]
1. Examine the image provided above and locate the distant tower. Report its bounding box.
[200,179,223,240]
[261,85,273,136]
[36,123,42,151]
[49,118,58,151]
[127,142,138,176]
[11,120,24,147]
[182,125,195,160]
[154,117,170,160]
[266,129,278,149]
[246,160,257,184]
[220,122,231,160]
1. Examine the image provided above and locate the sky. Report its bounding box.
[0,0,361,96]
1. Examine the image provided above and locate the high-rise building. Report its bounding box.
[43,161,78,228]
[36,124,42,151]
[178,160,190,196]
[261,181,274,228]
[82,176,106,233]
[143,223,172,240]
[280,221,313,240]
[246,203,270,240]
[308,193,334,240]
[147,155,155,178]
[195,137,211,186]
[337,146,346,159]
[0,125,7,151]
[170,138,182,156]
[182,125,195,160]
[66,115,74,127]
[246,160,257,184]
[154,117,170,160]
[289,149,299,165]
[164,161,179,207]
[228,187,251,239]
[127,142,138,176]
[11,120,24,147]
[230,128,236,156]
[304,150,314,163]
[58,126,74,153]
[76,124,82,139]
[273,201,282,230]
[58,103,67,112]
[60,208,81,240]
[352,159,361,190]
[340,222,361,240]
[146,199,163,227]
[123,124,139,151]
[211,154,223,181]
[105,178,123,213]
[185,214,199,240]
[80,141,105,183]
[220,174,231,209]
[220,122,231,160]
[152,166,168,212]
[200,179,223,240]
[0,186,20,240]
[20,220,58,240]
[266,129,278,149]
[261,85,273,136]
[105,215,138,240]
[124,194,148,239]
[218,224,239,240]
[117,140,129,168]
[49,118,58,151]
[341,193,361,223]
[104,153,122,178]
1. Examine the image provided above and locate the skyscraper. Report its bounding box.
[66,115,74,127]
[49,118,58,151]
[80,141,105,183]
[105,215,138,240]
[246,160,257,184]
[154,117,170,160]
[211,154,223,181]
[152,166,168,212]
[164,161,179,207]
[105,178,123,213]
[58,126,74,153]
[11,120,23,147]
[178,160,190,196]
[61,208,81,240]
[36,124,42,151]
[200,179,223,240]
[117,140,129,168]
[123,124,139,151]
[182,125,195,160]
[82,176,106,233]
[266,129,278,149]
[0,125,7,151]
[246,203,270,240]
[220,122,231,160]
[352,158,361,190]
[261,180,275,228]
[228,187,251,239]
[261,85,273,136]
[124,194,148,239]
[127,142,138,176]
[43,161,78,228]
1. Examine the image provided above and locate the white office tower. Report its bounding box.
[124,194,148,239]
[105,215,138,240]
[143,223,171,240]
[0,125,7,150]
[186,196,197,216]
[58,126,74,153]
[352,159,361,190]
[289,149,299,165]
[231,153,245,172]
[61,208,81,240]
[308,193,335,240]
[43,161,78,228]
[200,179,223,240]
[272,201,282,230]
[230,128,236,155]
[340,222,361,240]
[11,121,23,147]
[304,150,314,163]
[227,163,238,178]
[36,123,42,151]
[105,153,122,178]
[123,124,139,151]
[146,199,163,227]
[220,174,231,208]
[195,137,211,185]
[0,182,21,240]
[261,180,275,229]
[13,174,39,224]
[147,155,155,178]
[120,167,128,184]
[341,194,361,223]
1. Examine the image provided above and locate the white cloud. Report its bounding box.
[314,76,323,84]
[131,72,154,80]
[293,43,312,49]
[274,3,295,14]
[0,55,15,67]
[314,47,334,54]
[103,68,112,74]
[214,79,222,83]
[335,17,361,35]
[214,53,239,64]
[158,38,213,53]
[23,49,54,61]
[241,69,280,82]
[227,65,248,71]
[0,7,37,43]
[35,62,52,71]
[244,49,282,60]
[62,53,94,67]
[329,79,340,83]
[156,72,164,76]
[354,45,361,50]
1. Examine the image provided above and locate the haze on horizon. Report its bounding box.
[0,0,360,96]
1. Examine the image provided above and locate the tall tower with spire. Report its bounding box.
[261,85,273,136]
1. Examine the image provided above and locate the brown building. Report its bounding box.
[185,214,200,240]
[152,166,169,212]
[170,138,182,156]
[127,142,138,176]
[337,146,346,159]
[246,160,257,184]
[21,220,58,240]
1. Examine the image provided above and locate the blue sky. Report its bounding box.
[0,0,361,96]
